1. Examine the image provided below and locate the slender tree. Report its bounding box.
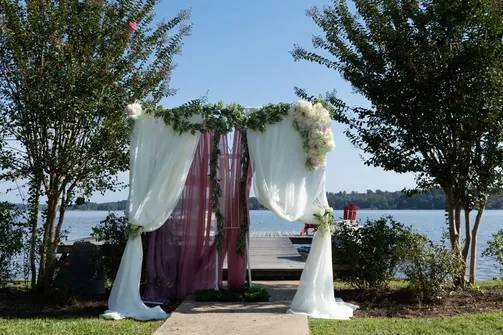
[0,0,191,292]
[293,0,503,283]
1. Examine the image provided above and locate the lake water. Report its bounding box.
[62,209,503,280]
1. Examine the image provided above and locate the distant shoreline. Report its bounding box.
[13,190,503,211]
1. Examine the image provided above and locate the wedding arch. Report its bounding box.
[102,100,358,321]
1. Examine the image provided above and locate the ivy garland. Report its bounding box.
[245,103,291,131]
[210,131,225,251]
[236,129,251,256]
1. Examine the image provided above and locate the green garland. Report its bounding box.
[210,132,225,251]
[236,129,251,256]
[145,101,245,135]
[246,103,291,131]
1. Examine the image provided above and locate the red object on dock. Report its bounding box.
[300,223,318,236]
[343,203,358,221]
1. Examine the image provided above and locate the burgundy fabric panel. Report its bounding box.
[222,130,251,289]
[142,132,218,303]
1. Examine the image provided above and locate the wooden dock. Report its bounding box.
[59,235,312,280]
[245,236,306,280]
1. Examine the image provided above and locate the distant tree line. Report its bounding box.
[57,190,503,211]
[327,190,503,210]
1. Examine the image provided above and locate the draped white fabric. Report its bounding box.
[102,115,200,321]
[247,115,358,319]
[289,229,358,319]
[247,115,326,224]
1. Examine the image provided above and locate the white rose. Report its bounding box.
[125,103,142,119]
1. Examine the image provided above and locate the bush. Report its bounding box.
[401,237,462,303]
[332,216,417,289]
[483,229,503,278]
[91,213,128,286]
[0,202,23,285]
[194,286,269,302]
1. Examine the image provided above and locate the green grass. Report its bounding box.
[0,318,161,335]
[310,311,503,335]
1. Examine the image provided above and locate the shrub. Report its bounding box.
[483,229,503,278]
[401,237,462,303]
[0,202,23,286]
[91,213,128,286]
[332,216,416,289]
[194,286,269,302]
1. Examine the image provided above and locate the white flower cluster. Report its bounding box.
[289,100,335,170]
[124,103,142,119]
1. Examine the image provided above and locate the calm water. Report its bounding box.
[63,209,503,280]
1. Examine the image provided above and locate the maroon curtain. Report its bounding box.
[141,130,252,303]
[142,132,218,303]
[221,130,252,289]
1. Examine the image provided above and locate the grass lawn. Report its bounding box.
[0,318,161,335]
[310,311,503,335]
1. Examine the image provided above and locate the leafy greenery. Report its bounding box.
[483,229,503,278]
[294,0,503,284]
[401,237,463,302]
[194,286,269,302]
[0,318,160,335]
[332,216,418,289]
[246,103,291,132]
[0,202,23,285]
[0,0,191,292]
[91,213,129,286]
[310,311,503,335]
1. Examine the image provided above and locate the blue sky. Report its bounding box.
[155,0,416,197]
[0,0,416,203]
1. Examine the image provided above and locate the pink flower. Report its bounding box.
[319,125,328,133]
[128,20,137,33]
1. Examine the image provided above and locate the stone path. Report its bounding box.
[154,281,309,335]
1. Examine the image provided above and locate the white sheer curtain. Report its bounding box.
[247,115,358,320]
[102,115,200,321]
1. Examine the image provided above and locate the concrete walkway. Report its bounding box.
[154,281,309,335]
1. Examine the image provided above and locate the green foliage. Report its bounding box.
[194,286,269,302]
[483,229,503,277]
[333,216,417,289]
[294,0,503,284]
[0,202,22,285]
[242,286,270,302]
[0,0,191,290]
[401,238,463,303]
[146,101,246,135]
[246,103,291,132]
[91,213,128,285]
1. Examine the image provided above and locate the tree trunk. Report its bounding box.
[469,206,485,285]
[446,189,464,286]
[446,191,460,251]
[462,208,471,262]
[27,176,42,291]
[37,190,60,292]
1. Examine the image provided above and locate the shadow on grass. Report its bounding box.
[0,287,177,320]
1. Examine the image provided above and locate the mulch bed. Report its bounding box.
[0,286,180,319]
[336,284,503,318]
[2,284,502,319]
